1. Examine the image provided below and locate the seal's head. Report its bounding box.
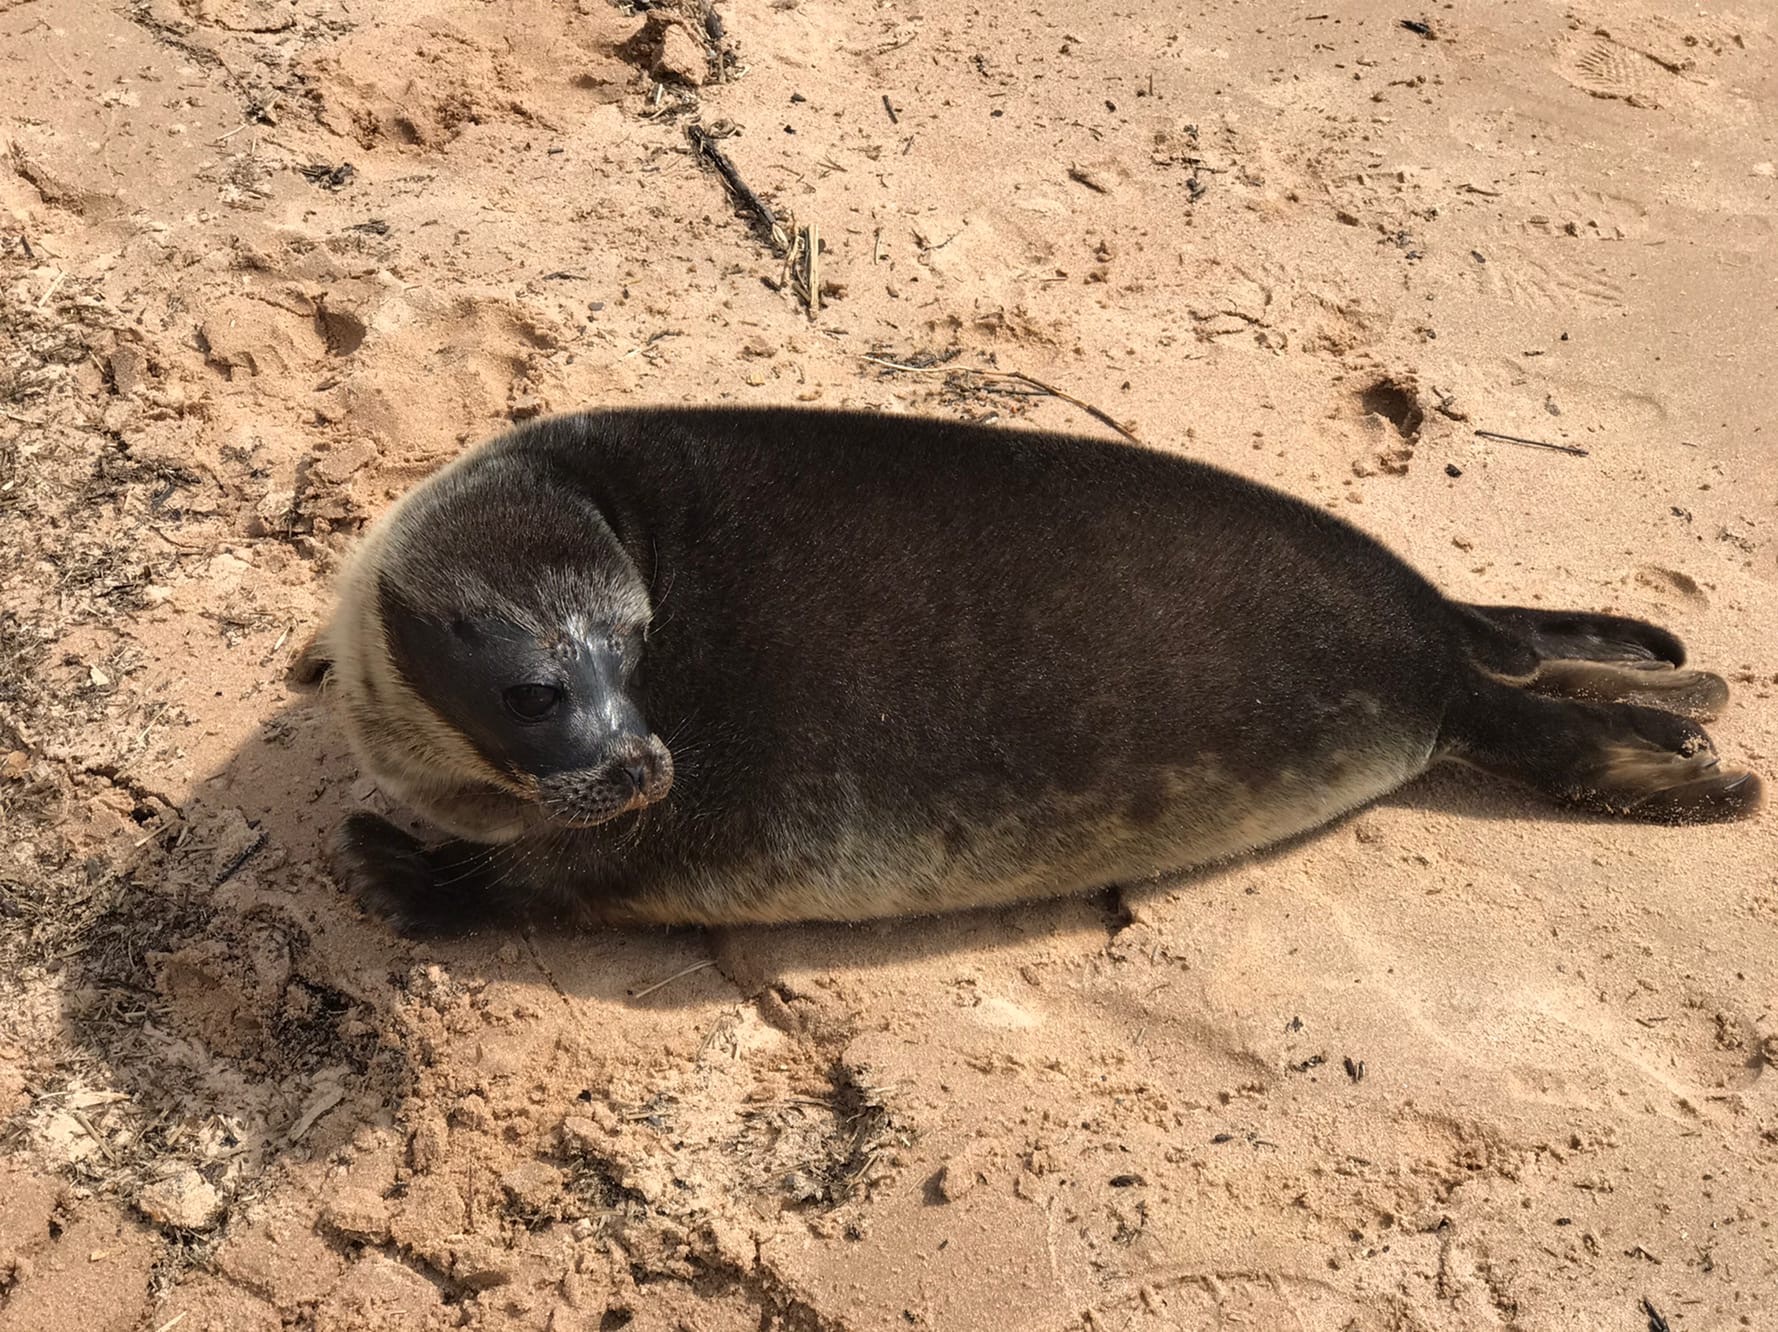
[307,450,673,837]
[380,584,676,829]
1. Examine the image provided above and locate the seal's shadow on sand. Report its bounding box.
[211,688,1641,992]
[48,685,1702,1199]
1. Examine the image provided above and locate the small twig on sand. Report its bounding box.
[213,98,278,145]
[68,1108,120,1164]
[286,1084,345,1145]
[1067,165,1110,195]
[149,526,215,552]
[686,124,782,248]
[861,355,1140,443]
[213,828,268,886]
[780,225,804,297]
[629,958,716,1001]
[688,124,823,319]
[881,93,899,125]
[521,929,573,1009]
[1474,428,1589,457]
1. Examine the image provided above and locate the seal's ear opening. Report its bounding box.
[287,629,333,690]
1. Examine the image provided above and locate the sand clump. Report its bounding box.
[137,1169,224,1232]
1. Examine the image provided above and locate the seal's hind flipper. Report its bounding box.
[1458,604,1729,717]
[1440,678,1762,824]
[1462,603,1686,667]
[331,811,528,938]
[1520,658,1730,721]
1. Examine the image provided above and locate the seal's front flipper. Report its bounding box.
[1521,658,1731,722]
[287,629,333,688]
[331,811,525,937]
[1441,679,1763,824]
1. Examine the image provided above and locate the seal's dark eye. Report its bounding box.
[503,683,562,721]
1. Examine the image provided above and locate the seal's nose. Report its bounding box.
[621,759,650,793]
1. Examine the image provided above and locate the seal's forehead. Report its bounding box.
[377,455,650,627]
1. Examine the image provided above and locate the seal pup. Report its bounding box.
[295,406,1762,936]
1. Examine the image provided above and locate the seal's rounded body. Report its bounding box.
[300,406,1760,935]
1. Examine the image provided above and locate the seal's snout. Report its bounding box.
[538,734,675,828]
[613,732,674,803]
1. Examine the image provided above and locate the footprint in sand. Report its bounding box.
[1556,30,1679,108]
[1554,13,1720,111]
[1478,249,1626,313]
[1634,564,1708,607]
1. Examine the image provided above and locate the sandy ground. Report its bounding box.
[2,0,1776,1328]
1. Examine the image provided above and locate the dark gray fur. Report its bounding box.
[306,406,1762,936]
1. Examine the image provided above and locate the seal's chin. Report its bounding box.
[548,790,658,829]
[533,739,675,829]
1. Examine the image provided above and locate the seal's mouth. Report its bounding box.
[534,736,675,828]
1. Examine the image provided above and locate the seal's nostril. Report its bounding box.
[623,760,649,793]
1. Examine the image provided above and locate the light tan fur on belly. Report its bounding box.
[603,732,1438,927]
